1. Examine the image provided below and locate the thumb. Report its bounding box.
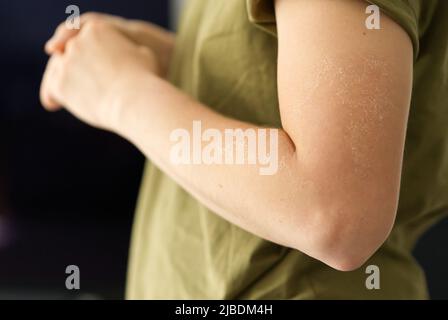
[40,56,63,111]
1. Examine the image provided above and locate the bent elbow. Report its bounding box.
[317,227,391,272]
[291,203,396,272]
[324,251,375,272]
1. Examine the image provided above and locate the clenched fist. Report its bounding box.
[40,13,173,130]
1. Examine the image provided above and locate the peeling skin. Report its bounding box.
[342,54,394,177]
[294,53,396,180]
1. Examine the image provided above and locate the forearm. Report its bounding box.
[112,72,359,268]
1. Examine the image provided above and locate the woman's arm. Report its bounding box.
[40,0,413,271]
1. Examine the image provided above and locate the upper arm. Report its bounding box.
[275,0,413,269]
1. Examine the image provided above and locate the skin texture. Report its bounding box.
[40,0,413,271]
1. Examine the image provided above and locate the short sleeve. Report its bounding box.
[366,0,420,59]
[246,0,277,36]
[246,0,421,59]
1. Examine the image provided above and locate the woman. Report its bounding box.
[41,0,447,299]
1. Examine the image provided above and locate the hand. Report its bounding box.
[45,13,126,53]
[40,20,158,130]
[45,12,174,76]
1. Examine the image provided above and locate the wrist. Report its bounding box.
[105,69,161,137]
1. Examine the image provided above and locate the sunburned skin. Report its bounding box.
[335,54,394,177]
[293,53,395,173]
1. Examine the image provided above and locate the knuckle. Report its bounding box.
[65,38,80,53]
[82,12,102,22]
[56,23,66,33]
[64,39,74,53]
[84,19,107,32]
[55,20,71,34]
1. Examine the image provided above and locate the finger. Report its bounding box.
[40,55,63,111]
[45,24,80,55]
[47,12,133,53]
[45,13,110,55]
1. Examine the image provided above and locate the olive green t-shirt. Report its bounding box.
[126,0,448,299]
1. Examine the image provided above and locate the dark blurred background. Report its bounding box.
[0,0,446,300]
[0,0,169,299]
